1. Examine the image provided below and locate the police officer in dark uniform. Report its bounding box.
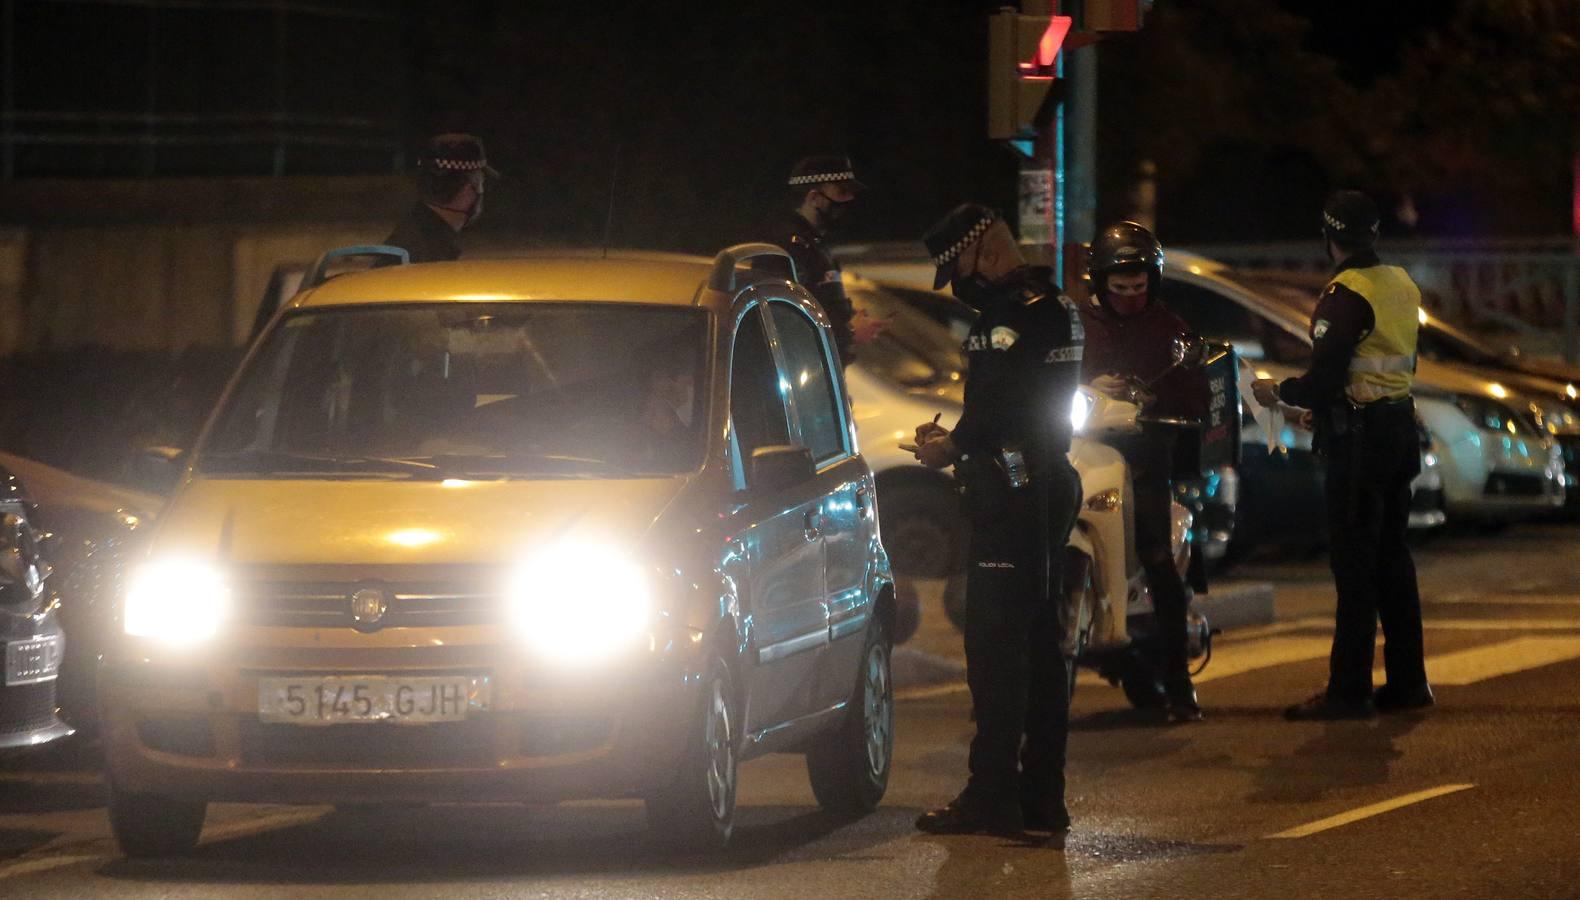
[910,204,1085,837]
[761,155,865,366]
[1252,190,1433,720]
[384,133,498,264]
[1079,222,1209,723]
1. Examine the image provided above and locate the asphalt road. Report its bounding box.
[2,521,1578,899]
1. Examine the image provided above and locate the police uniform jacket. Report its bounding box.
[952,266,1085,473]
[384,202,462,264]
[763,211,856,365]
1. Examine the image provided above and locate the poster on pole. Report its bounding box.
[1018,168,1054,247]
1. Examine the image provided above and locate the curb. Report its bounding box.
[891,579,1278,690]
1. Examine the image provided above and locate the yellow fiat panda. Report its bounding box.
[100,245,895,857]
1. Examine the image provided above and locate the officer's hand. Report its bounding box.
[914,421,949,445]
[1251,378,1280,407]
[1091,374,1129,398]
[1290,409,1314,432]
[916,435,959,469]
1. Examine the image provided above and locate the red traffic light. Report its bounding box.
[1021,14,1072,72]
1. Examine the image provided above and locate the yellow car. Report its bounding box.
[99,245,896,856]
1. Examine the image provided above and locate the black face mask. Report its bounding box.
[950,271,996,309]
[816,196,855,232]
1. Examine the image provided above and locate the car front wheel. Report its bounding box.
[806,616,893,815]
[107,777,206,858]
[645,656,739,852]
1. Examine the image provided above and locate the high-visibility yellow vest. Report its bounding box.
[1330,265,1420,403]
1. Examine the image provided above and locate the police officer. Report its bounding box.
[1080,222,1208,723]
[911,204,1084,837]
[384,133,498,264]
[1251,190,1433,720]
[761,155,870,366]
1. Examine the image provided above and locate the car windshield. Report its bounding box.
[201,303,709,479]
[848,282,968,389]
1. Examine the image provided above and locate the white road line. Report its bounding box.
[1194,637,1334,684]
[1436,593,1580,606]
[1266,784,1474,839]
[0,853,101,882]
[200,807,327,844]
[1376,636,1580,686]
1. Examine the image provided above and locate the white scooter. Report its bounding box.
[1060,337,1232,707]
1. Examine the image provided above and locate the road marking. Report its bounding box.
[1266,784,1474,839]
[1375,636,1580,686]
[0,853,101,881]
[1194,637,1334,684]
[1437,592,1580,606]
[200,807,326,844]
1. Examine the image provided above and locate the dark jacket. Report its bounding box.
[1276,250,1381,412]
[1079,297,1209,422]
[952,266,1085,471]
[384,202,462,265]
[761,212,856,365]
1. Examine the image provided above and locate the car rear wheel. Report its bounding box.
[645,656,739,852]
[806,617,892,815]
[107,777,205,858]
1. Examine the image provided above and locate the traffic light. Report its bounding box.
[1079,0,1151,32]
[987,9,1071,141]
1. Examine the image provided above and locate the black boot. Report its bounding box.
[1373,683,1434,713]
[915,790,1024,836]
[1164,673,1203,723]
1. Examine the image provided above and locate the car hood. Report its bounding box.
[0,451,163,520]
[151,476,693,566]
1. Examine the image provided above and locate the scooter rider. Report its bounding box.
[1253,190,1432,720]
[911,204,1084,837]
[1079,221,1208,723]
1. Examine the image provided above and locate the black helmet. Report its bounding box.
[1088,221,1163,302]
[1321,189,1380,250]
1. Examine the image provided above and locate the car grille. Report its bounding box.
[235,581,501,628]
[0,681,59,735]
[239,719,494,768]
[1483,473,1548,498]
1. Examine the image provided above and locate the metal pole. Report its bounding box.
[1065,1,1097,247]
[1564,259,1579,365]
[144,2,159,175]
[2,0,14,180]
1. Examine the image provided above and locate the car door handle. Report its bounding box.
[803,510,822,541]
[855,486,869,518]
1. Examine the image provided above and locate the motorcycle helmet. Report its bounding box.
[1088,221,1164,303]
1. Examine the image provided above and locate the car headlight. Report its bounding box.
[1070,390,1094,432]
[124,558,229,645]
[504,541,651,664]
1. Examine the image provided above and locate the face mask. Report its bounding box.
[951,271,996,309]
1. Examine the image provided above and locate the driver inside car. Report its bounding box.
[1079,221,1209,723]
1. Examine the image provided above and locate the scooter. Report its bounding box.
[1061,336,1235,707]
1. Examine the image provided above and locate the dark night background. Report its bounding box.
[5,0,1578,248]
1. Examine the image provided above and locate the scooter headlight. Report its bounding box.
[1070,390,1094,433]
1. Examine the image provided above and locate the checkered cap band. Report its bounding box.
[428,157,489,172]
[932,214,995,266]
[788,171,856,186]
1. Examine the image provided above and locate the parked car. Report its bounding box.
[0,465,74,754]
[101,245,896,857]
[0,452,159,731]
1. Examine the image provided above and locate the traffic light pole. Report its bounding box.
[1017,0,1062,276]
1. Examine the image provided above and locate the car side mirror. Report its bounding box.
[748,445,815,495]
[132,445,186,496]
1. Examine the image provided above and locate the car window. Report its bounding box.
[1163,278,1311,366]
[730,306,792,467]
[847,284,968,389]
[201,303,708,478]
[768,301,847,465]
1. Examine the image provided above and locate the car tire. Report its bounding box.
[645,656,739,853]
[878,483,964,580]
[1121,670,1169,709]
[892,578,921,645]
[806,616,893,816]
[107,777,205,858]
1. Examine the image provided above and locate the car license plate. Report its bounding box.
[5,635,62,686]
[257,676,488,725]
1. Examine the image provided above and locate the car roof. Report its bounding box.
[293,252,717,311]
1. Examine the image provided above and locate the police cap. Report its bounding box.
[788,154,867,192]
[1322,190,1380,248]
[922,203,999,290]
[416,133,499,178]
